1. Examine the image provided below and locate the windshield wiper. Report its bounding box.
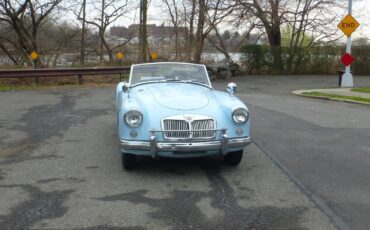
[187,79,205,83]
[183,79,212,89]
[164,78,182,82]
[185,79,208,85]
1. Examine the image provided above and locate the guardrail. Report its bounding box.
[0,67,131,84]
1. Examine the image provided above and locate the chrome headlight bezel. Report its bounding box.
[232,108,249,124]
[124,110,143,128]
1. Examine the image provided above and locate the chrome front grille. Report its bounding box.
[162,115,216,140]
[163,119,190,139]
[192,120,215,138]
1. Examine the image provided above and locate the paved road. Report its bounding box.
[0,82,337,229]
[1,75,370,229]
[215,75,370,230]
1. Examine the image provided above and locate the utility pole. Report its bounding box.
[341,0,354,87]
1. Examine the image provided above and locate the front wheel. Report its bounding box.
[122,152,137,170]
[223,150,243,166]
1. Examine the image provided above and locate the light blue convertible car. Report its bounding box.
[115,62,251,169]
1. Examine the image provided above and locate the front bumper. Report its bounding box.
[120,133,251,158]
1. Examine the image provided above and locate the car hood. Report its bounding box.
[118,82,250,141]
[144,83,210,110]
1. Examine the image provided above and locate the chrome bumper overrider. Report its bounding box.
[120,130,251,158]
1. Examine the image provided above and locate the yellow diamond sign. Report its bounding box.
[116,52,123,60]
[338,14,360,37]
[150,52,158,60]
[30,51,38,60]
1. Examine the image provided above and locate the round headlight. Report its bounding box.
[232,108,249,124]
[124,110,143,128]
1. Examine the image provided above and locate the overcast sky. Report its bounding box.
[351,0,370,38]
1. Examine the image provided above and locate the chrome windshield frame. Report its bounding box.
[129,62,213,89]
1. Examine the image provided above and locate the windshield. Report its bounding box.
[130,63,210,87]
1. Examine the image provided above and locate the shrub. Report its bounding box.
[240,45,370,75]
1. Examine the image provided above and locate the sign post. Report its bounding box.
[117,52,124,81]
[30,51,39,84]
[30,51,38,69]
[337,0,359,88]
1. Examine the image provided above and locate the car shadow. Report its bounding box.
[128,156,236,176]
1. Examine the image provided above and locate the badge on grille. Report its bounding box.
[185,115,192,121]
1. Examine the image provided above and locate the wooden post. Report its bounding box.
[78,74,83,85]
[33,60,39,85]
[119,58,124,82]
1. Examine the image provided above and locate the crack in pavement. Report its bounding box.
[0,152,62,166]
[67,226,146,230]
[36,177,86,184]
[0,184,74,229]
[0,169,6,181]
[0,93,108,165]
[96,161,307,230]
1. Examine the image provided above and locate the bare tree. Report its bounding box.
[0,25,20,64]
[139,0,148,62]
[234,0,286,46]
[79,0,87,65]
[181,0,233,63]
[77,0,130,63]
[161,0,182,61]
[207,27,233,64]
[39,20,79,66]
[180,0,196,62]
[0,0,62,66]
[207,23,258,65]
[284,0,343,72]
[233,0,343,71]
[233,0,287,70]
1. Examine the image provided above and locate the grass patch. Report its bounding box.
[0,74,129,91]
[0,85,39,91]
[0,83,117,92]
[303,92,370,104]
[351,87,370,93]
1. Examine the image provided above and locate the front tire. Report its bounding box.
[223,150,243,166]
[122,152,137,170]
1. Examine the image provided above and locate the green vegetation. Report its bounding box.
[302,92,370,104]
[0,83,116,92]
[281,25,313,48]
[351,88,370,94]
[0,85,39,91]
[240,45,370,75]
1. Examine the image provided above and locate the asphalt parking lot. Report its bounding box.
[1,75,369,229]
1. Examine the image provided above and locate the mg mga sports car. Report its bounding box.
[115,62,251,169]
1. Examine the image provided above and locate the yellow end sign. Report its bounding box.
[117,52,123,60]
[150,52,158,60]
[30,51,38,60]
[338,14,360,37]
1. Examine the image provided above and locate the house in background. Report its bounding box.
[110,23,188,46]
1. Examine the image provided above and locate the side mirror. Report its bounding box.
[122,82,129,93]
[227,82,237,95]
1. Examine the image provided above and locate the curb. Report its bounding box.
[292,90,370,106]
